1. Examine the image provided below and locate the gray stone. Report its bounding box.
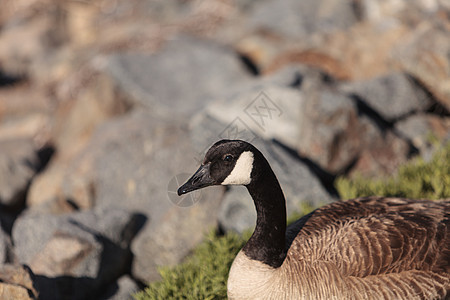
[248,0,358,39]
[297,88,411,176]
[52,108,225,283]
[392,23,450,111]
[131,182,223,282]
[339,72,432,122]
[395,114,450,160]
[102,34,252,119]
[99,275,139,300]
[191,113,334,233]
[12,207,140,300]
[205,84,305,151]
[0,139,39,207]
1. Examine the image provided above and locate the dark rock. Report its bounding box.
[248,0,358,39]
[12,207,140,300]
[0,227,10,264]
[103,34,253,119]
[339,72,432,122]
[0,139,39,207]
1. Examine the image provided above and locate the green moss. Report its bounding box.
[336,143,450,200]
[135,143,449,300]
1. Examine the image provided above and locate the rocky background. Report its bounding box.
[0,0,449,299]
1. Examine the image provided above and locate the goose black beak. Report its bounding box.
[177,164,214,196]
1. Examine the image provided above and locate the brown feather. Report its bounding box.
[281,196,450,299]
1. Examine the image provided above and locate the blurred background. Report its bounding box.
[0,0,449,299]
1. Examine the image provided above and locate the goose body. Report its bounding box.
[178,140,450,299]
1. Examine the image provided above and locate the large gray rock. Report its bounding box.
[248,0,358,39]
[102,34,253,119]
[200,64,327,153]
[297,88,411,176]
[131,183,223,282]
[206,84,304,151]
[395,114,450,160]
[0,139,39,207]
[392,23,450,111]
[339,72,432,122]
[12,207,140,300]
[42,108,225,283]
[190,113,334,233]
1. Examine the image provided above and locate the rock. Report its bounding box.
[27,68,132,210]
[99,275,139,300]
[392,21,450,111]
[339,72,432,122]
[30,108,225,283]
[247,0,358,39]
[12,207,141,299]
[103,34,252,119]
[56,109,222,214]
[190,113,334,233]
[206,84,303,151]
[0,3,67,78]
[395,114,450,159]
[0,139,39,207]
[131,183,223,282]
[203,65,325,152]
[357,0,444,22]
[0,82,52,144]
[297,88,411,176]
[0,264,38,300]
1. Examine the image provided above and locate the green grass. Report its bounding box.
[134,142,449,300]
[134,230,250,300]
[336,143,450,200]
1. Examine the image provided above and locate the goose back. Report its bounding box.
[280,196,450,299]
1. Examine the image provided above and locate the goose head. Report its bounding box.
[178,140,259,195]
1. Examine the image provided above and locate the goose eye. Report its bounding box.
[223,154,233,162]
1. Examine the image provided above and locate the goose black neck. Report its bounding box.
[243,162,287,268]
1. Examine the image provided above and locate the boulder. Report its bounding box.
[297,88,411,176]
[0,139,39,207]
[202,65,325,152]
[392,22,450,111]
[12,207,141,300]
[103,34,253,119]
[29,108,225,283]
[247,0,358,40]
[0,264,38,300]
[395,114,450,159]
[339,72,432,122]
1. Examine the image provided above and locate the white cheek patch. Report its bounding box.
[221,151,254,185]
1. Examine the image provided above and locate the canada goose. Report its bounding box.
[177,140,450,299]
